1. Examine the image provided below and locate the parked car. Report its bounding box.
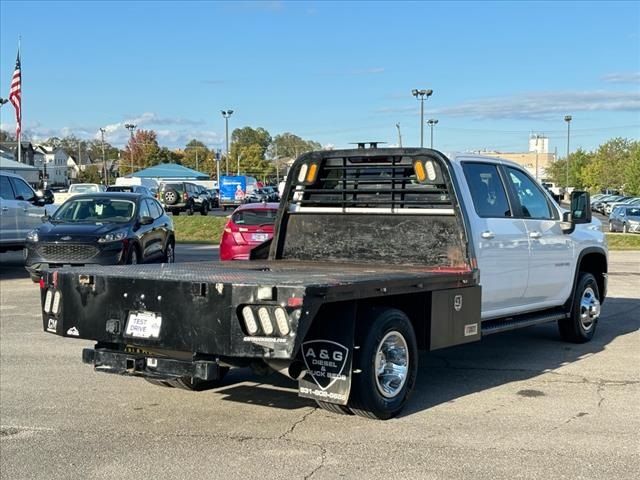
[0,171,56,253]
[106,185,153,196]
[604,197,639,215]
[219,202,279,260]
[207,188,220,208]
[609,206,640,233]
[192,185,211,215]
[157,182,198,215]
[262,186,280,202]
[53,183,106,205]
[603,196,633,215]
[592,195,622,213]
[24,193,175,282]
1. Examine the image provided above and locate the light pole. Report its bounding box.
[564,115,572,199]
[124,123,136,175]
[395,123,403,148]
[427,119,439,149]
[221,110,233,176]
[99,128,107,185]
[411,89,433,147]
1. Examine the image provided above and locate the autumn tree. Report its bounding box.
[120,129,161,175]
[182,139,210,171]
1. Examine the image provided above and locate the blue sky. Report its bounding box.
[1,0,638,155]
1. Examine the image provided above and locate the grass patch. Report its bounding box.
[605,232,640,250]
[172,215,227,244]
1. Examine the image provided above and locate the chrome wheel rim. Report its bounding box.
[579,287,600,331]
[374,331,409,399]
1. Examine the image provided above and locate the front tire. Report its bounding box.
[558,272,600,343]
[348,308,418,420]
[609,221,614,232]
[164,240,175,263]
[127,246,139,265]
[623,223,628,233]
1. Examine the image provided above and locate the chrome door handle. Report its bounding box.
[1,207,8,212]
[529,231,542,239]
[481,231,495,239]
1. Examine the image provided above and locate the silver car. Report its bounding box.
[609,205,640,233]
[0,171,55,252]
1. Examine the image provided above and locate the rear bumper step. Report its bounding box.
[82,348,223,381]
[482,311,568,335]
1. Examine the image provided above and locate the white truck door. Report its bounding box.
[461,162,529,316]
[503,167,573,306]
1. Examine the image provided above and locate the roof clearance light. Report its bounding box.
[297,164,308,183]
[305,163,319,183]
[242,306,258,335]
[274,308,290,336]
[44,289,53,313]
[414,161,427,182]
[258,307,274,335]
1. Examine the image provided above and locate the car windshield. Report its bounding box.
[232,208,278,226]
[52,198,135,223]
[626,207,640,217]
[71,185,100,193]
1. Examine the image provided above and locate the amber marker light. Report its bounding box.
[306,163,319,183]
[414,161,427,182]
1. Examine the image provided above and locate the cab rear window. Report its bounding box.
[232,209,278,226]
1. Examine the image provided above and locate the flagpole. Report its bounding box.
[16,37,21,164]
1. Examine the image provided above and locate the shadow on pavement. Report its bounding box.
[204,296,638,414]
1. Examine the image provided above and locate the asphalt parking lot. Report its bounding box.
[1,246,638,479]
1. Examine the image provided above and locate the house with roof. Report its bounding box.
[33,145,70,186]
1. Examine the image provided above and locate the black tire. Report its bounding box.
[163,239,175,263]
[162,189,179,206]
[186,202,194,216]
[316,401,353,415]
[558,272,600,343]
[126,245,140,265]
[348,308,418,420]
[168,368,229,391]
[200,202,208,215]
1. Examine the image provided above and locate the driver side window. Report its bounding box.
[505,167,553,220]
[10,177,35,201]
[138,200,151,219]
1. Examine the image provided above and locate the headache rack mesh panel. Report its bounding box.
[289,155,452,211]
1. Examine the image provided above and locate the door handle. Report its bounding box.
[481,231,495,239]
[529,231,542,239]
[1,207,8,212]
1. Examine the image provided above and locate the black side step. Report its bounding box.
[481,310,568,335]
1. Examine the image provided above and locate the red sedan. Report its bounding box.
[219,202,279,260]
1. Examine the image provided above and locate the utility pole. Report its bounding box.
[237,153,241,176]
[411,89,433,147]
[395,123,402,148]
[125,123,136,175]
[215,149,221,187]
[564,115,572,200]
[99,128,107,185]
[221,110,233,176]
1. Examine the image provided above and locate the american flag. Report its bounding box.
[9,50,21,137]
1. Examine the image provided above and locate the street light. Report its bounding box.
[221,110,233,176]
[427,119,439,149]
[0,97,8,108]
[564,115,572,198]
[411,89,433,147]
[124,123,136,175]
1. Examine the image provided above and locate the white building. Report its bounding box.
[529,134,549,154]
[34,145,70,186]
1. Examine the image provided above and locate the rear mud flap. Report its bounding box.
[298,303,355,405]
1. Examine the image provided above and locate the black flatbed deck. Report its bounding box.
[60,260,476,295]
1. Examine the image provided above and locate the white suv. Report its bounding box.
[0,171,54,253]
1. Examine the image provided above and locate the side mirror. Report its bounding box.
[570,191,591,224]
[140,216,154,226]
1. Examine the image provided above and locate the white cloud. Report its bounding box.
[377,90,640,120]
[601,72,640,84]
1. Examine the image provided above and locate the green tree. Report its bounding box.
[270,132,321,160]
[120,129,160,175]
[78,165,102,184]
[0,129,16,143]
[623,142,640,195]
[230,127,272,159]
[182,139,210,171]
